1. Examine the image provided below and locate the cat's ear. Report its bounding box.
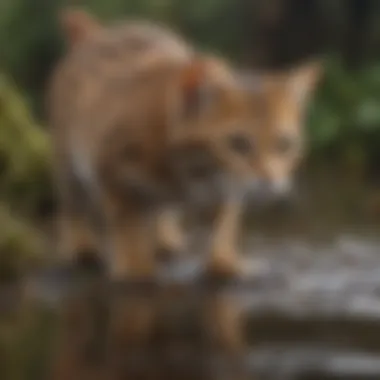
[286,60,323,106]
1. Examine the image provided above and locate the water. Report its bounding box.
[2,174,380,380]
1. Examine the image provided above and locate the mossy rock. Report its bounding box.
[0,204,45,282]
[0,73,53,216]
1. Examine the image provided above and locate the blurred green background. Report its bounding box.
[0,1,380,378]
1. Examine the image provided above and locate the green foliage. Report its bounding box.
[310,58,380,146]
[0,204,45,282]
[307,58,380,167]
[0,74,49,282]
[0,0,63,115]
[0,74,52,216]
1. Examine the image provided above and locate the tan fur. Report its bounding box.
[49,10,323,364]
[49,9,237,278]
[163,61,323,275]
[50,10,192,276]
[246,62,323,193]
[49,8,323,281]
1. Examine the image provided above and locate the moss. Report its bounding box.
[0,73,52,216]
[0,73,52,283]
[0,204,45,282]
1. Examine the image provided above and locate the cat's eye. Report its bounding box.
[275,135,296,155]
[227,134,252,155]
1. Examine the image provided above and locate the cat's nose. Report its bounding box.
[244,177,295,205]
[269,177,293,197]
